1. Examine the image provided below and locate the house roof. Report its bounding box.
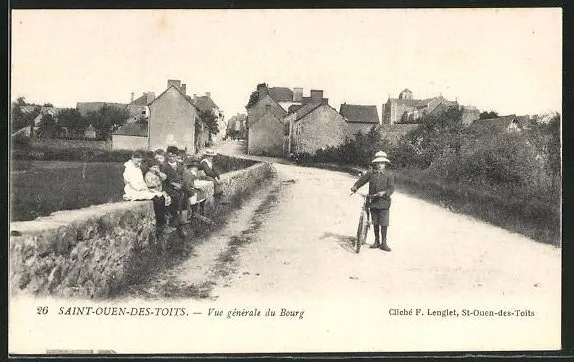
[302,97,329,106]
[293,103,323,122]
[339,104,379,124]
[268,87,294,103]
[466,115,532,135]
[247,94,287,127]
[20,105,39,113]
[192,95,218,113]
[293,103,344,123]
[113,122,148,137]
[148,85,200,113]
[130,94,149,106]
[288,104,303,114]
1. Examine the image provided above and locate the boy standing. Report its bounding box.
[351,151,394,251]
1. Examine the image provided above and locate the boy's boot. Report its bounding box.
[379,226,391,251]
[370,226,381,248]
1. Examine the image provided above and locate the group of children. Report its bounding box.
[122,146,222,234]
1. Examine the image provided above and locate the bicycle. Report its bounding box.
[351,192,376,253]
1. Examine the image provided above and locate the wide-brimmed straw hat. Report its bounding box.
[203,149,217,157]
[372,151,391,164]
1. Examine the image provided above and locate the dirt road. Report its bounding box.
[12,141,560,353]
[126,141,560,302]
[114,140,561,351]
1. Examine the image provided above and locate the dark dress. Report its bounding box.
[163,161,186,213]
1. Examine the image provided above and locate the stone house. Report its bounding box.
[112,79,200,152]
[148,79,200,153]
[127,91,156,122]
[246,94,287,156]
[339,104,380,139]
[252,84,329,113]
[226,114,247,140]
[382,89,459,125]
[247,111,285,157]
[289,103,347,155]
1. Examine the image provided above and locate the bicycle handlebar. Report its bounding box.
[350,191,377,198]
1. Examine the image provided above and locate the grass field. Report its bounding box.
[10,161,126,221]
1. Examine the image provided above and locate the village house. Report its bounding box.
[112,79,200,152]
[466,114,533,135]
[226,113,247,140]
[462,114,534,155]
[32,106,66,138]
[339,104,380,139]
[248,110,285,157]
[246,91,287,156]
[127,91,155,122]
[288,103,347,156]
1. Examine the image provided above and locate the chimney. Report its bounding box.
[193,94,197,100]
[181,84,187,95]
[310,89,324,103]
[257,84,268,99]
[205,92,211,98]
[167,79,181,89]
[293,87,303,102]
[130,92,135,103]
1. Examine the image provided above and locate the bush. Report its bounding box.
[12,147,153,163]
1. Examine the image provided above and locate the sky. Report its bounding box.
[11,8,562,118]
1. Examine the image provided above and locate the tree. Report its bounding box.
[43,103,54,107]
[37,113,61,138]
[11,97,40,131]
[198,109,220,135]
[401,106,464,168]
[245,83,268,109]
[86,104,130,140]
[479,111,499,119]
[57,108,89,137]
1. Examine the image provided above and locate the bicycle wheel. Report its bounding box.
[356,211,368,253]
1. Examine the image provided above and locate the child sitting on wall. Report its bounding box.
[182,155,206,216]
[144,159,172,207]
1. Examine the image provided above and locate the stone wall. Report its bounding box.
[30,138,112,151]
[111,135,149,151]
[9,161,274,299]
